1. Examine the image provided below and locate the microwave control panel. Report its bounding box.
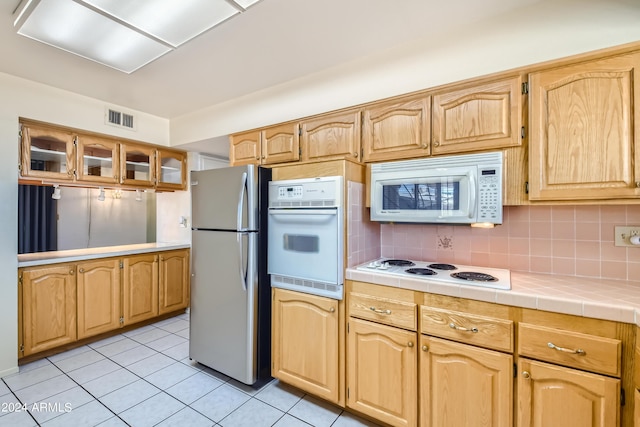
[477,168,501,222]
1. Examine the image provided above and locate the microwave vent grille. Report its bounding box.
[371,151,503,173]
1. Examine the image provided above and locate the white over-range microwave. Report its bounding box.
[370,151,503,225]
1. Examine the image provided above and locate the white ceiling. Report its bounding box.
[1,0,548,120]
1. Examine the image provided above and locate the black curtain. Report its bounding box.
[18,185,58,254]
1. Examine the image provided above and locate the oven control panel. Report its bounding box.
[268,176,343,208]
[278,185,304,199]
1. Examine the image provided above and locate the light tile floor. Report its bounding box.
[0,313,380,427]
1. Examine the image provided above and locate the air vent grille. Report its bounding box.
[105,107,136,130]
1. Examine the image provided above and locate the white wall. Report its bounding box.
[0,72,170,377]
[170,0,640,145]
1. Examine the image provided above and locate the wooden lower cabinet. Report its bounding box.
[77,258,121,339]
[420,335,513,427]
[158,249,190,315]
[517,359,620,427]
[347,317,417,427]
[122,253,159,325]
[272,288,340,404]
[20,264,77,357]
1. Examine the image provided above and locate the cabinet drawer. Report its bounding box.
[420,306,513,352]
[349,292,416,331]
[518,323,621,377]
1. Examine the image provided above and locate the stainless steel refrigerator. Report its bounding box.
[189,165,271,385]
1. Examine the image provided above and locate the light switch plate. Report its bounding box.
[614,226,640,247]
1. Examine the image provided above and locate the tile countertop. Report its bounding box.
[346,267,640,326]
[18,242,191,268]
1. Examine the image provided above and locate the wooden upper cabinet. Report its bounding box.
[262,123,300,165]
[300,110,361,162]
[230,130,261,166]
[362,95,431,162]
[156,148,187,191]
[120,142,156,188]
[20,121,76,181]
[529,51,640,201]
[76,135,119,184]
[432,76,523,155]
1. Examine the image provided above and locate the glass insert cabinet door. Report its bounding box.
[156,149,186,190]
[76,136,119,184]
[20,123,76,181]
[120,142,155,187]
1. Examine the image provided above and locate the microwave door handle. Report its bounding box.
[468,173,477,219]
[237,172,247,231]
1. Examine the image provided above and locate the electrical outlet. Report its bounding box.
[614,226,640,247]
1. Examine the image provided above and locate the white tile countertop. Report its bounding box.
[18,242,190,267]
[346,267,640,326]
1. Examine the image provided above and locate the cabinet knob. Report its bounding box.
[329,307,335,313]
[407,341,414,348]
[431,141,438,147]
[636,182,640,188]
[69,269,75,275]
[422,345,428,352]
[522,371,531,379]
[256,157,260,160]
[354,152,358,158]
[79,268,84,273]
[262,156,265,160]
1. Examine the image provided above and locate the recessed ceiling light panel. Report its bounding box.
[80,0,240,47]
[13,0,263,73]
[14,0,171,73]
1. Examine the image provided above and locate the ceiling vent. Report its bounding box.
[105,107,136,131]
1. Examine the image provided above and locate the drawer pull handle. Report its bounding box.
[547,342,585,355]
[449,322,478,333]
[370,307,391,315]
[522,371,531,379]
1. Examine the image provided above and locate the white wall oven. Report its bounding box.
[268,176,344,299]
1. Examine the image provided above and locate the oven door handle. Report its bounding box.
[268,209,337,216]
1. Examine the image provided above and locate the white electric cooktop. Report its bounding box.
[355,258,511,290]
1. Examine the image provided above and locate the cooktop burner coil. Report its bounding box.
[450,272,498,282]
[427,263,457,271]
[384,259,416,267]
[406,268,437,276]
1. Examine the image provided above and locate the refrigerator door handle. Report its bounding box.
[238,172,248,231]
[238,232,248,291]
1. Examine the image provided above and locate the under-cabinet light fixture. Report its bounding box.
[112,189,122,199]
[51,184,61,200]
[470,222,495,229]
[12,0,263,73]
[97,186,105,201]
[135,189,142,201]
